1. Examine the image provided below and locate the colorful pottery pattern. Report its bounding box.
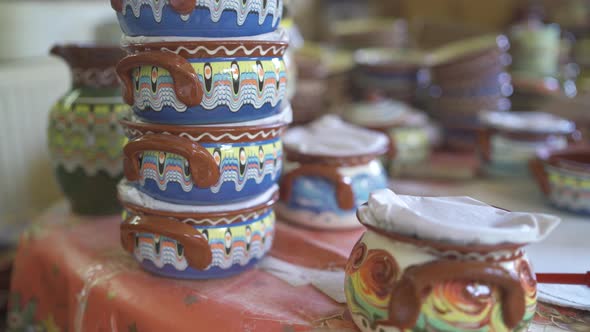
[132,58,287,124]
[48,99,128,177]
[545,164,590,215]
[278,160,387,229]
[115,0,283,37]
[345,231,537,332]
[134,137,282,205]
[125,209,275,279]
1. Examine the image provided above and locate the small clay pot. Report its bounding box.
[119,181,278,279]
[530,146,590,215]
[118,31,288,125]
[111,0,283,37]
[121,113,288,205]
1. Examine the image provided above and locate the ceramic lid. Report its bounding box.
[283,115,389,158]
[343,100,428,128]
[358,189,560,246]
[118,181,278,214]
[480,111,575,134]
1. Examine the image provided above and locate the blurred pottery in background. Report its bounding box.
[118,31,289,125]
[531,146,590,215]
[277,116,388,230]
[353,48,424,103]
[510,22,561,79]
[346,189,560,332]
[343,100,434,176]
[118,181,277,279]
[111,0,283,37]
[329,18,409,50]
[120,109,289,205]
[510,76,562,111]
[48,45,129,216]
[479,111,577,177]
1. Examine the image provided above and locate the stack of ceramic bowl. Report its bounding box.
[427,35,512,149]
[277,116,389,230]
[111,0,290,279]
[343,100,435,176]
[353,48,424,104]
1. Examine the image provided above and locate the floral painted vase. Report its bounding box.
[276,116,389,230]
[111,0,283,37]
[118,30,288,125]
[118,181,277,279]
[48,45,129,215]
[345,189,560,332]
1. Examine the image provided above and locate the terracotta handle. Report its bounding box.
[383,260,526,330]
[477,127,493,162]
[529,157,550,195]
[124,134,220,188]
[121,214,212,270]
[116,50,202,107]
[280,164,355,210]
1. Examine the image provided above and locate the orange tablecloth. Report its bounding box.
[8,202,590,332]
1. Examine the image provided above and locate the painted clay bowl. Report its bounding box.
[111,0,283,37]
[121,115,286,205]
[479,111,576,176]
[530,146,590,215]
[276,116,389,230]
[118,31,288,125]
[119,181,277,279]
[346,205,539,332]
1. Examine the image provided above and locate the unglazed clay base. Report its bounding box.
[275,202,361,230]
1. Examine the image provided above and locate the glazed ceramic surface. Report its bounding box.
[531,146,590,215]
[118,32,288,125]
[111,0,283,37]
[277,116,388,229]
[48,45,129,215]
[121,116,286,205]
[345,190,560,332]
[479,112,575,176]
[510,23,561,78]
[119,181,277,279]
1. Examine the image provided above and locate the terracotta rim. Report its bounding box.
[50,44,125,69]
[356,203,525,254]
[537,145,590,172]
[121,119,288,143]
[120,191,279,226]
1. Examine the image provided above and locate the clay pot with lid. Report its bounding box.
[117,30,289,125]
[48,45,129,215]
[478,111,577,176]
[346,189,560,332]
[276,116,389,230]
[120,109,289,205]
[119,181,277,279]
[111,0,283,37]
[530,145,590,215]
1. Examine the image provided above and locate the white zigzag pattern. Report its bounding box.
[162,45,287,57]
[179,211,263,225]
[124,127,282,142]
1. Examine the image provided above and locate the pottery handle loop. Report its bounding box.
[477,127,493,162]
[121,214,212,270]
[116,50,202,107]
[384,260,525,330]
[123,133,220,188]
[280,164,355,210]
[529,157,551,195]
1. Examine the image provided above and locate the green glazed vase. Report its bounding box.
[48,45,128,216]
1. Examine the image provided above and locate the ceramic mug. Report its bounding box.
[277,152,388,230]
[111,0,283,37]
[530,146,590,215]
[345,211,537,332]
[117,35,288,125]
[119,181,277,279]
[121,118,286,205]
